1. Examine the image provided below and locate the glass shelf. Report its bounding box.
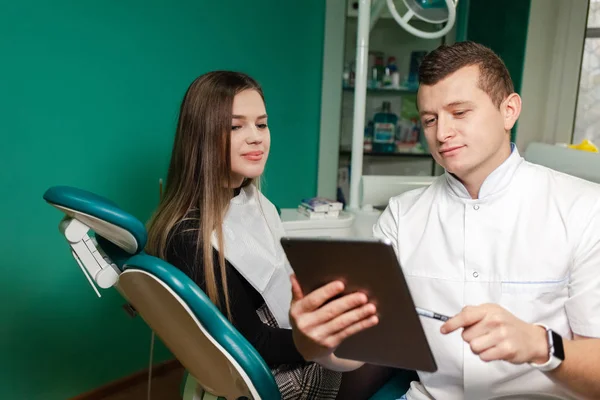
[342,86,418,94]
[339,148,432,158]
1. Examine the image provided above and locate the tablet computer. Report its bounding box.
[280,236,437,372]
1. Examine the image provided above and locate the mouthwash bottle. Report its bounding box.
[372,101,398,153]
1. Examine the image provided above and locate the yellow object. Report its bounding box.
[568,139,599,153]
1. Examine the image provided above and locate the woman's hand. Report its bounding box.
[288,274,379,362]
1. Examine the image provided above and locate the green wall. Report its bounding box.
[0,1,325,398]
[466,0,532,94]
[464,0,532,140]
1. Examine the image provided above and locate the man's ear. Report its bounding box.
[502,93,522,131]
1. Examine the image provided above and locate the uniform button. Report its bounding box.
[473,205,480,210]
[473,271,479,278]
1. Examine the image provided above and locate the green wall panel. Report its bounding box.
[0,1,325,398]
[465,0,532,141]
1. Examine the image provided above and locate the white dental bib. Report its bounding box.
[211,184,293,329]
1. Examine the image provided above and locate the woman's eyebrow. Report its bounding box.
[232,114,268,119]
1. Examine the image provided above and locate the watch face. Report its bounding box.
[550,330,565,360]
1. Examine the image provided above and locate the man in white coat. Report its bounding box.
[288,41,600,399]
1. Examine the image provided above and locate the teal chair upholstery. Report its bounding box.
[43,185,415,399]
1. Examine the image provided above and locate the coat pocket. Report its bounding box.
[501,278,568,296]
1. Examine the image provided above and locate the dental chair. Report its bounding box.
[43,185,415,400]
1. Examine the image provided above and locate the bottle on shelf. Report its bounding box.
[343,63,351,88]
[370,55,385,89]
[363,120,373,152]
[372,101,398,153]
[383,56,398,88]
[343,62,356,88]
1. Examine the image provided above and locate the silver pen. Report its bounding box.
[416,307,450,322]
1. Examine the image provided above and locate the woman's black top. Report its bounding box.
[164,209,305,368]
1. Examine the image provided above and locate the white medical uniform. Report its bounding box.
[373,147,600,400]
[213,184,293,329]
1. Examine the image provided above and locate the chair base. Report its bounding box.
[182,373,224,400]
[369,369,416,399]
[181,368,415,400]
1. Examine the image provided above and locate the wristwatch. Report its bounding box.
[529,324,565,372]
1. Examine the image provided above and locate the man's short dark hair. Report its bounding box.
[418,41,514,108]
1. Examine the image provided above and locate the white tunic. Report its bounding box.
[373,147,600,400]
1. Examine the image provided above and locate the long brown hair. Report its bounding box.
[146,71,265,320]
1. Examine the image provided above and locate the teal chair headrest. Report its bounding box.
[43,185,148,254]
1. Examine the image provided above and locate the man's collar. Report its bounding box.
[444,143,524,200]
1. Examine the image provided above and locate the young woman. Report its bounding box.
[146,71,394,399]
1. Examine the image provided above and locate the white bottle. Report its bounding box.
[391,71,400,88]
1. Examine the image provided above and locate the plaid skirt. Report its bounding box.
[256,304,343,400]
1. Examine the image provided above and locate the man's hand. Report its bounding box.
[440,303,549,365]
[288,274,379,362]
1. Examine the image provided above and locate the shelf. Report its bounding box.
[339,148,432,158]
[342,86,418,95]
